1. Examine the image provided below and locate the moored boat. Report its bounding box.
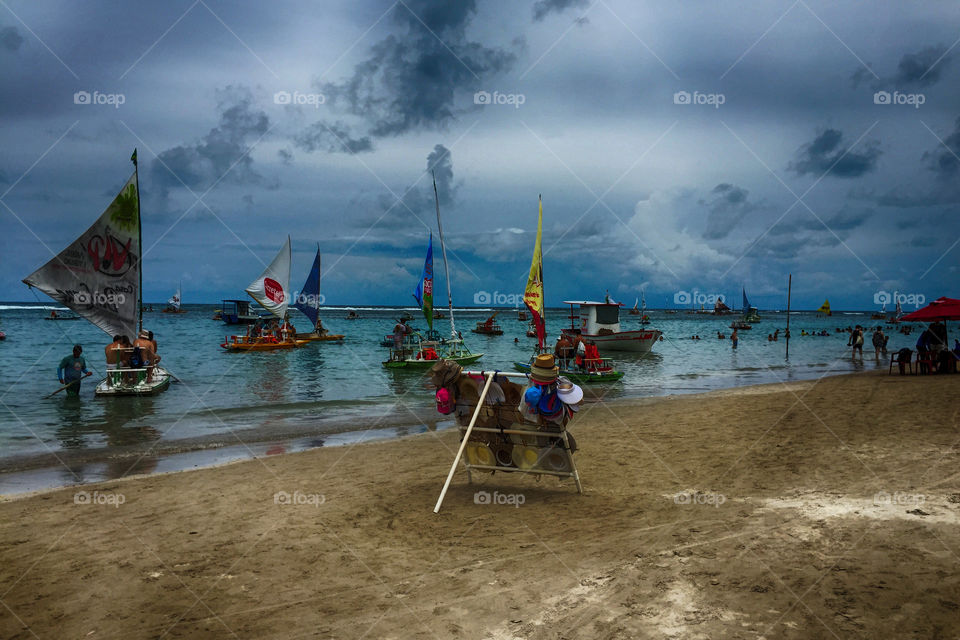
[291,245,343,343]
[561,300,661,353]
[222,237,302,352]
[384,175,481,368]
[471,312,503,335]
[163,283,187,313]
[23,149,172,397]
[517,197,625,382]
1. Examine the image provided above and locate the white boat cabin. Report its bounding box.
[564,301,622,336]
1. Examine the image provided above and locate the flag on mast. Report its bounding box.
[523,196,546,349]
[413,233,434,331]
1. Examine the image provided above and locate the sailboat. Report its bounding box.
[628,298,641,315]
[742,287,760,323]
[23,150,171,396]
[871,302,886,320]
[886,300,903,324]
[293,246,344,342]
[640,291,650,325]
[221,237,308,351]
[513,197,624,383]
[817,299,832,316]
[383,174,482,369]
[163,282,187,313]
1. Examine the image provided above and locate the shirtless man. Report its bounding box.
[133,330,160,382]
[105,335,123,380]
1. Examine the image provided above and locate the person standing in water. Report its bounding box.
[58,344,92,395]
[731,328,739,349]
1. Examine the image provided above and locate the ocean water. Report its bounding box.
[0,303,940,469]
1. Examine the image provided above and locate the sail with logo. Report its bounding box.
[23,170,140,340]
[223,236,304,351]
[246,236,291,320]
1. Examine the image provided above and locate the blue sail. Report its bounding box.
[742,288,750,311]
[412,233,434,331]
[294,247,321,326]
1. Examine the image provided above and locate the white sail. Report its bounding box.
[245,237,291,319]
[23,170,140,339]
[168,283,181,310]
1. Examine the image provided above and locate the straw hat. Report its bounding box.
[556,378,583,405]
[529,353,559,384]
[540,445,571,472]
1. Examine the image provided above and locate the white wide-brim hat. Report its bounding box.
[557,379,583,405]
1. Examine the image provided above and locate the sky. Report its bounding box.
[1,0,958,311]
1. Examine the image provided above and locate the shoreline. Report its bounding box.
[1,367,957,638]
[0,371,861,499]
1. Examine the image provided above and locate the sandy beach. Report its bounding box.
[1,369,959,639]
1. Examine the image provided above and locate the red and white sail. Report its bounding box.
[245,236,291,319]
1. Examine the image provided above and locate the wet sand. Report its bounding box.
[1,370,959,639]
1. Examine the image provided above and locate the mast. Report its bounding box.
[785,274,792,359]
[132,149,143,332]
[433,171,456,340]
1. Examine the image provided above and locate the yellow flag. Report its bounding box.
[523,196,545,348]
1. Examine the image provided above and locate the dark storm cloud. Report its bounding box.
[313,0,516,145]
[532,0,590,22]
[1,25,23,51]
[788,129,881,179]
[350,143,456,230]
[293,121,373,154]
[853,44,952,89]
[701,183,758,240]
[151,86,270,194]
[277,148,293,165]
[922,115,960,179]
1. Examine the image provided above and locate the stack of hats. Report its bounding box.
[529,353,559,385]
[521,354,583,424]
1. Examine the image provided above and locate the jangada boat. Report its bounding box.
[561,300,662,353]
[221,237,304,352]
[515,197,625,382]
[162,283,187,313]
[471,312,503,335]
[384,175,481,369]
[291,246,344,343]
[23,149,172,396]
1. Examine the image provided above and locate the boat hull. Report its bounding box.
[294,333,345,342]
[383,352,483,369]
[562,328,662,353]
[95,366,172,396]
[512,362,624,383]
[220,338,309,351]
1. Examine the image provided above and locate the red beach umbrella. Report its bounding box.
[900,297,960,322]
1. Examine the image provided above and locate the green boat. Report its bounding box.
[382,173,481,369]
[512,360,625,383]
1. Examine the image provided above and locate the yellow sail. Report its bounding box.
[817,299,831,316]
[523,196,545,348]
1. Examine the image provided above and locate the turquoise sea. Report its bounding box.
[0,302,943,491]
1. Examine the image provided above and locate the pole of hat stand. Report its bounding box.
[434,371,495,513]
